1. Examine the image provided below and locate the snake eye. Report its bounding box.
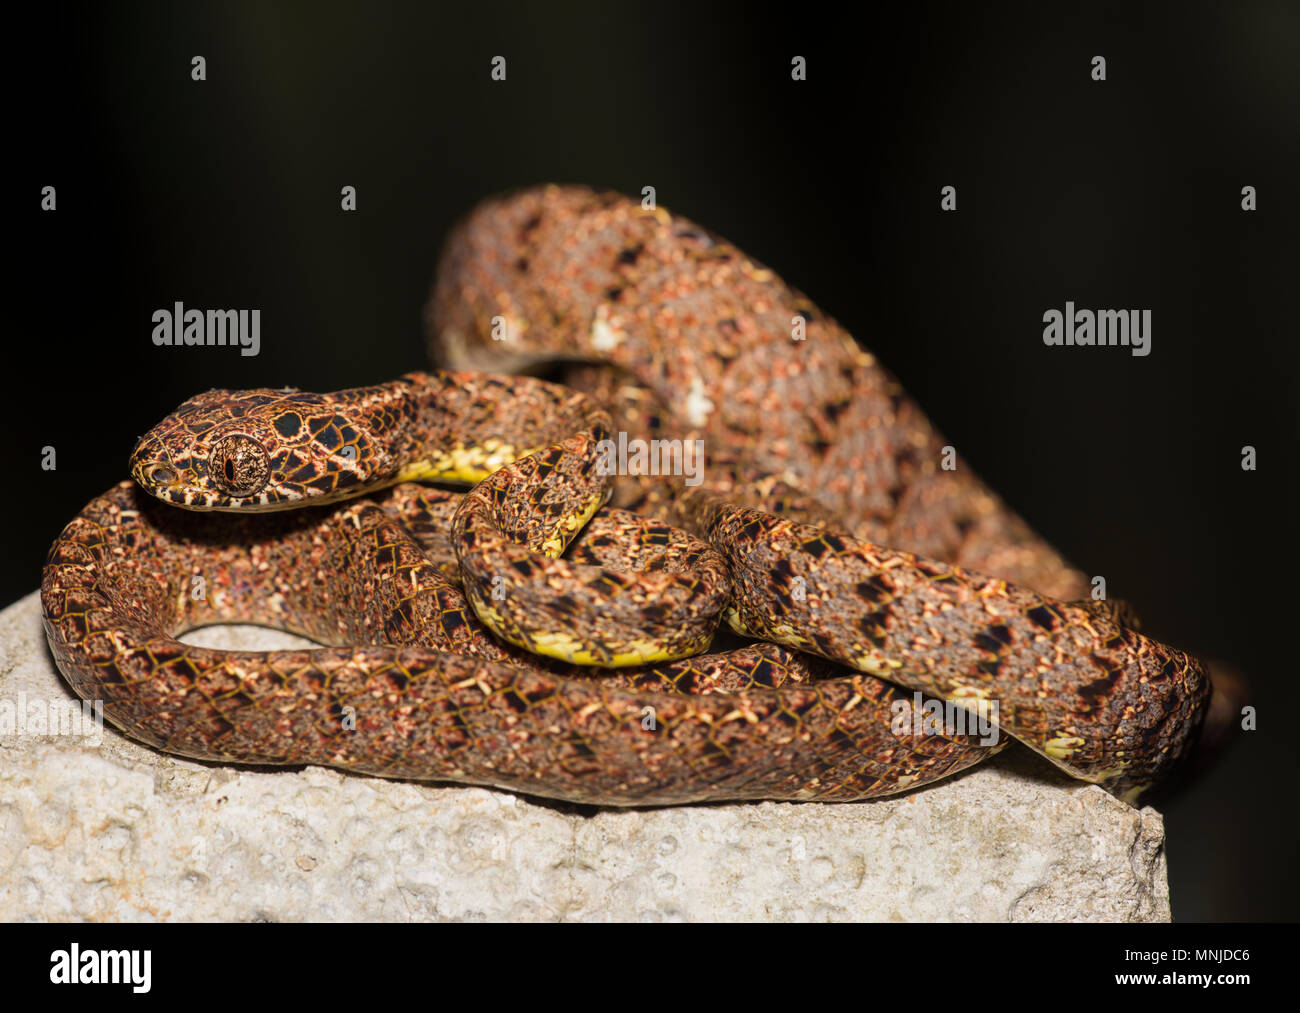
[209,434,270,498]
[148,464,177,486]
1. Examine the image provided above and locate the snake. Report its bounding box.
[40,185,1213,806]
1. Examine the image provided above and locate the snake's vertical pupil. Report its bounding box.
[209,434,271,497]
[149,465,176,485]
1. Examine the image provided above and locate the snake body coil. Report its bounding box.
[40,186,1211,806]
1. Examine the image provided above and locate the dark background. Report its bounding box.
[14,1,1298,920]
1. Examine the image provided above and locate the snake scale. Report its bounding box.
[40,185,1211,806]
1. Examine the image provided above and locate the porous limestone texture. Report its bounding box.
[2,590,1170,921]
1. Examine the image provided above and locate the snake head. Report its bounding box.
[130,386,403,511]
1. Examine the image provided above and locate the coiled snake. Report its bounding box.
[40,185,1211,806]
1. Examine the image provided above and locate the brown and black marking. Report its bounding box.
[41,187,1216,806]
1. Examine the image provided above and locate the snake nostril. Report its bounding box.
[148,464,177,486]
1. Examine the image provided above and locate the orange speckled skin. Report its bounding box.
[429,185,1088,600]
[39,187,1212,806]
[42,482,999,805]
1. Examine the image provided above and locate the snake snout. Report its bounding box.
[146,463,177,486]
[129,438,179,492]
[131,458,179,497]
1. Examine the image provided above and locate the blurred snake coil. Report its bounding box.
[40,185,1211,806]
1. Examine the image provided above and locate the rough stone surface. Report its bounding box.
[2,590,1170,921]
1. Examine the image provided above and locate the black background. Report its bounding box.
[14,1,1298,920]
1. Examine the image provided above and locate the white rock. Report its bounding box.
[0,591,1169,921]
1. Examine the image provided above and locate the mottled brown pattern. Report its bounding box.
[429,185,1087,600]
[40,186,1213,806]
[677,494,1208,798]
[42,482,997,805]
